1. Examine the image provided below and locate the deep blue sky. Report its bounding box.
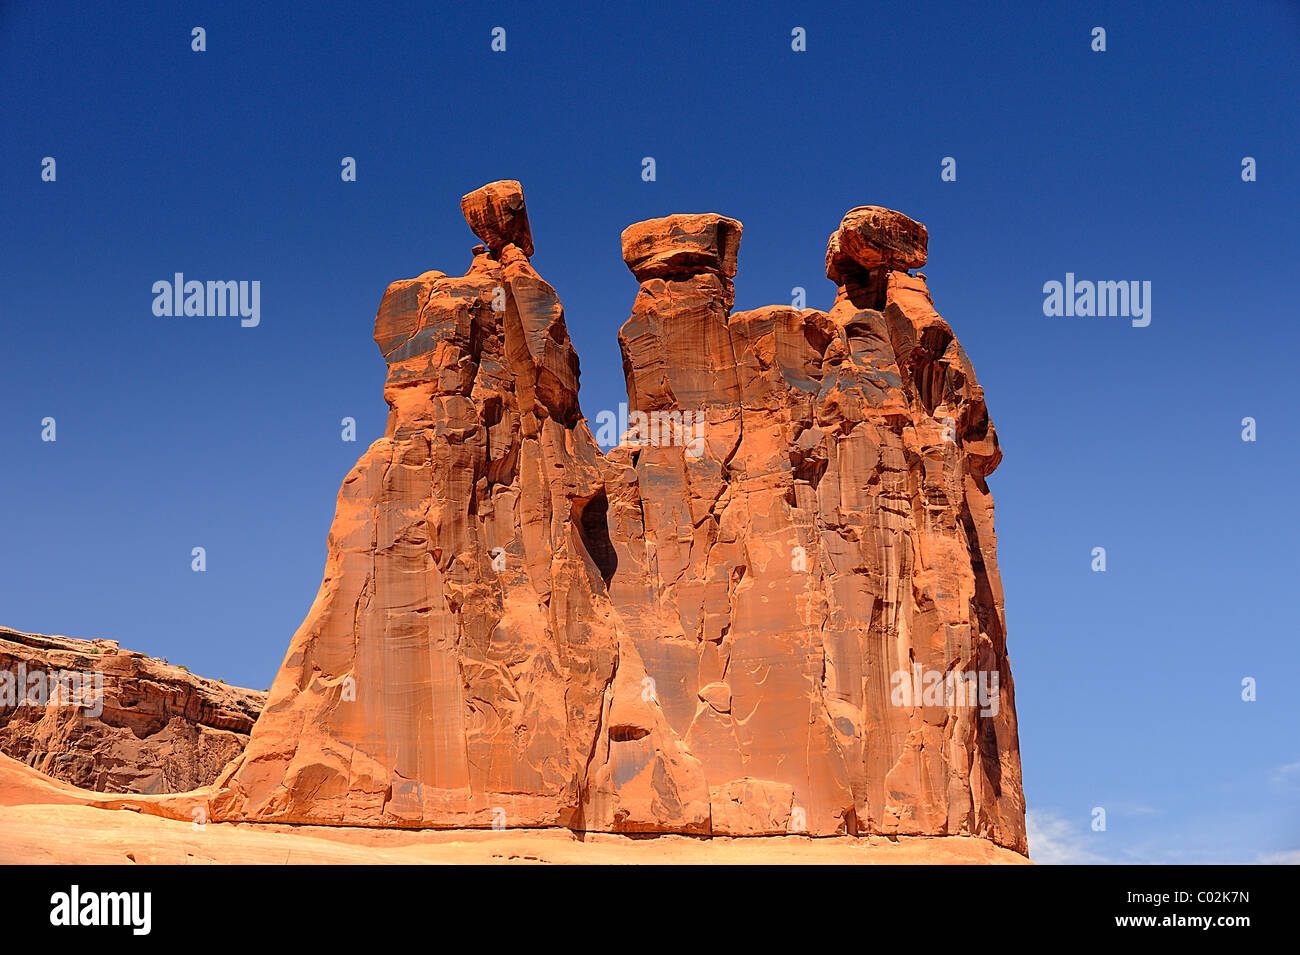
[2,0,1297,863]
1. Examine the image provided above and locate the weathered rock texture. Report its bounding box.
[0,627,263,794]
[825,205,928,283]
[212,182,1025,853]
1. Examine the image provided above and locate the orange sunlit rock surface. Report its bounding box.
[204,182,1025,855]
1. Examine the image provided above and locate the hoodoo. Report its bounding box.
[210,182,1026,853]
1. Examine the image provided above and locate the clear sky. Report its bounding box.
[2,0,1296,863]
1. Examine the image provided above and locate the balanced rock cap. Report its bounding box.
[825,205,927,284]
[621,213,742,282]
[460,180,534,257]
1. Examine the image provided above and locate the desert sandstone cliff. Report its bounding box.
[210,182,1026,853]
[0,627,263,794]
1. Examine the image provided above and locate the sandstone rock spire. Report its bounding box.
[210,185,1026,854]
[604,206,1022,848]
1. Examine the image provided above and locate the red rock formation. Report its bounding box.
[825,205,928,283]
[212,183,1025,853]
[605,210,1023,849]
[213,181,624,828]
[0,627,263,794]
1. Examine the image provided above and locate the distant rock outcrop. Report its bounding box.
[0,627,263,794]
[210,182,1026,853]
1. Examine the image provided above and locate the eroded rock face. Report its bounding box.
[214,182,630,828]
[606,208,1022,850]
[212,184,1025,853]
[0,627,263,794]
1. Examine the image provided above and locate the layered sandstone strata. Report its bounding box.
[211,182,1025,852]
[0,627,263,794]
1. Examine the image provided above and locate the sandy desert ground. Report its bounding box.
[0,754,1027,865]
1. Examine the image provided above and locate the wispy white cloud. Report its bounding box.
[1256,849,1300,865]
[1026,809,1110,865]
[1270,760,1300,788]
